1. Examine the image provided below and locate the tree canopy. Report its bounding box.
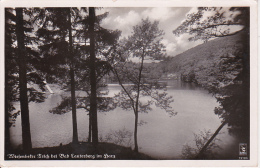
[112,18,176,152]
[173,7,249,42]
[172,7,250,158]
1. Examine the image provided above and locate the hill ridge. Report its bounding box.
[160,33,244,87]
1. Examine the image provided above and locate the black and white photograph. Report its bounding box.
[1,0,258,167]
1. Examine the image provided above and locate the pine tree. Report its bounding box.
[5,7,47,153]
[44,7,121,146]
[15,7,32,151]
[88,7,98,146]
[35,7,83,144]
[5,8,18,153]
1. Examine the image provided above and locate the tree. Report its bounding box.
[5,8,18,153]
[88,7,98,146]
[173,7,249,42]
[5,8,47,153]
[173,7,250,158]
[112,19,176,152]
[15,7,32,151]
[48,7,121,146]
[181,130,221,159]
[34,7,84,144]
[68,8,78,144]
[79,7,120,145]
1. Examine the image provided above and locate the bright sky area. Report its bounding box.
[99,7,202,57]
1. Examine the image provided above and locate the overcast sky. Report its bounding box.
[99,7,202,57]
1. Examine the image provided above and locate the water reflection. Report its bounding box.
[10,80,235,159]
[166,79,202,90]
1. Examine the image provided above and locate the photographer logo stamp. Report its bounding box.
[239,143,248,159]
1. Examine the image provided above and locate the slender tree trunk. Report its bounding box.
[195,121,227,159]
[68,8,78,144]
[134,110,139,152]
[89,7,98,146]
[88,109,92,142]
[15,8,32,151]
[133,54,145,153]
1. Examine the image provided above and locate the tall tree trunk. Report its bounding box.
[68,8,78,144]
[89,7,98,146]
[134,54,145,153]
[15,8,32,151]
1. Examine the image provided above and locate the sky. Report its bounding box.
[99,7,202,57]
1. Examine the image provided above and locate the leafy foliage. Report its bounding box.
[50,95,117,115]
[111,18,175,152]
[99,128,133,147]
[181,130,221,159]
[173,7,249,42]
[49,96,72,115]
[5,8,47,130]
[171,7,250,142]
[5,8,19,128]
[164,33,249,137]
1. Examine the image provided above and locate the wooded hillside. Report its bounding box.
[161,33,244,89]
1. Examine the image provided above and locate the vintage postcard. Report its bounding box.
[0,0,258,167]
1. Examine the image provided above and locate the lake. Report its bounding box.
[9,80,236,159]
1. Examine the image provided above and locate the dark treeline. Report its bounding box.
[5,7,121,154]
[5,7,174,158]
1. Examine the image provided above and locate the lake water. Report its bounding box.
[9,80,236,159]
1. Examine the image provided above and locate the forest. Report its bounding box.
[5,7,250,160]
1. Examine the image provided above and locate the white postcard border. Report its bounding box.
[0,0,258,167]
